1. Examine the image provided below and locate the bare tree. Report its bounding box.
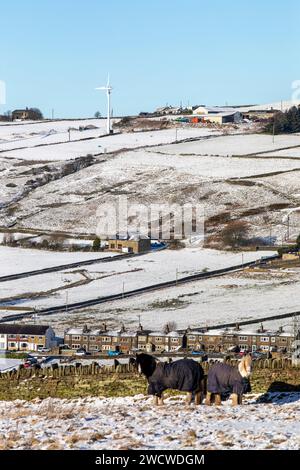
[220,221,250,248]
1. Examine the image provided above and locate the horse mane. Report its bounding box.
[136,353,157,378]
[238,353,252,378]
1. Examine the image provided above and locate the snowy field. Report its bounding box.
[0,119,109,151]
[0,126,220,162]
[2,131,298,239]
[157,133,300,157]
[0,246,114,277]
[33,265,300,336]
[112,148,300,179]
[0,393,299,450]
[0,248,274,315]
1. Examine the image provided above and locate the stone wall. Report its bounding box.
[0,359,299,401]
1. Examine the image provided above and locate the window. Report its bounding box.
[90,336,96,341]
[73,336,81,341]
[117,244,122,250]
[271,337,276,343]
[280,338,287,343]
[239,344,248,351]
[155,337,163,342]
[261,337,269,343]
[171,338,179,343]
[83,336,88,341]
[21,343,28,348]
[8,342,16,348]
[239,336,248,342]
[261,345,270,351]
[0,342,5,349]
[110,244,115,249]
[101,337,111,343]
[71,344,81,349]
[0,334,5,338]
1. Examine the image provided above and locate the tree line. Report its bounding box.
[265,105,300,134]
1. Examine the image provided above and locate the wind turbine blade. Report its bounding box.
[96,87,107,90]
[107,73,110,87]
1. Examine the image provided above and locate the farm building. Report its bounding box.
[105,233,151,254]
[202,111,242,124]
[12,109,31,121]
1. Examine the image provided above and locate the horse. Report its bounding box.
[134,353,205,406]
[206,353,252,406]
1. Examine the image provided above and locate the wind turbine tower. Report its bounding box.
[96,75,113,135]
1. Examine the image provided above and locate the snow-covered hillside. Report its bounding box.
[0,393,299,450]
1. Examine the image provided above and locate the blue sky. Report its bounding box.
[1,0,299,118]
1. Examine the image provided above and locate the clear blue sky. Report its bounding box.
[1,0,299,118]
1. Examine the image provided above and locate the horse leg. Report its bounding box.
[214,394,222,406]
[195,392,201,405]
[153,395,159,406]
[231,393,239,406]
[186,392,193,406]
[158,393,164,406]
[238,394,243,405]
[205,392,212,406]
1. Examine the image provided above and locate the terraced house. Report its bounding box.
[186,325,295,353]
[64,324,140,353]
[63,323,295,355]
[0,324,56,352]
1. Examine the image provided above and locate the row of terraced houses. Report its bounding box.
[0,322,296,354]
[64,323,295,354]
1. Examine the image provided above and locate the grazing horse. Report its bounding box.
[135,353,205,406]
[206,353,252,406]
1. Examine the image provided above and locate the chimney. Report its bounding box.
[121,323,126,333]
[83,324,89,333]
[102,322,107,332]
[235,323,240,331]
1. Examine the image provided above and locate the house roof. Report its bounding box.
[108,232,149,241]
[0,324,50,335]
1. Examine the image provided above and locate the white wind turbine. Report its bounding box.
[96,75,113,135]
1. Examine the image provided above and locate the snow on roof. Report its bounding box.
[148,331,167,337]
[167,331,184,337]
[238,100,300,113]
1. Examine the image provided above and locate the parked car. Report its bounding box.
[251,351,267,360]
[23,357,38,368]
[75,348,87,357]
[108,350,123,357]
[37,347,50,353]
[191,351,208,361]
